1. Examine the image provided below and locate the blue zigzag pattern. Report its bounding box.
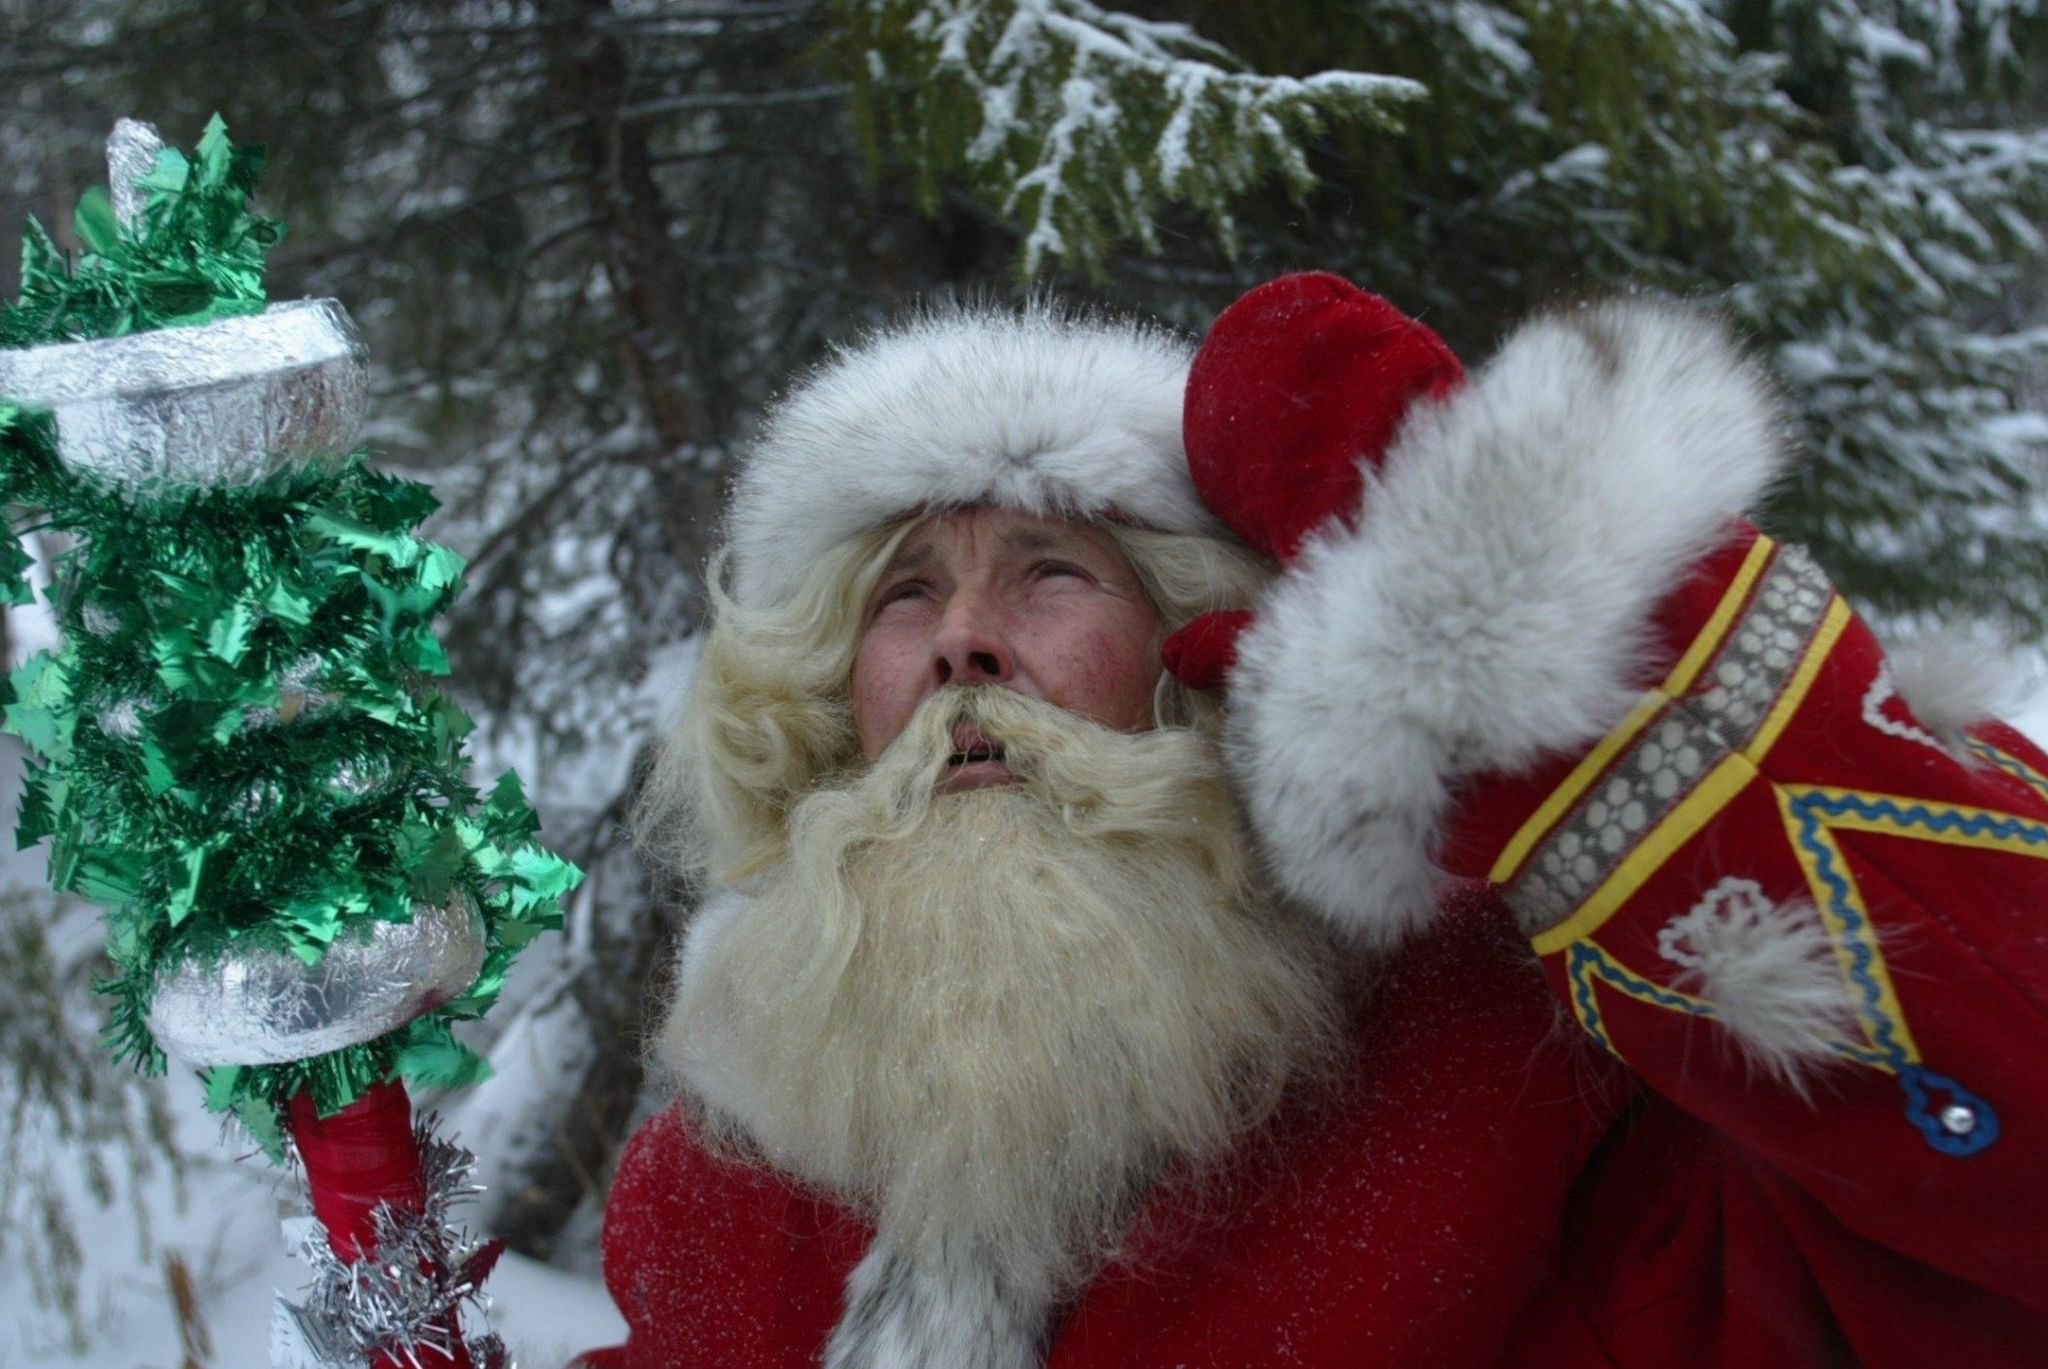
[1797,790,2048,847]
[1564,943,1619,1058]
[1784,795,1910,1070]
[1784,790,2007,1157]
[1564,941,1700,1060]
[1565,940,1887,1071]
[1966,739,2048,805]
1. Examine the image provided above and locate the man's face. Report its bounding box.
[850,507,1164,786]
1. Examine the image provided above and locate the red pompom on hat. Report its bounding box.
[1165,272,1465,687]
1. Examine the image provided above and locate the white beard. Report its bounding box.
[656,685,1343,1365]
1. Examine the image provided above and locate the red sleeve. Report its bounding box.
[1445,525,2048,1317]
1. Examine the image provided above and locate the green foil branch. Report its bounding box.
[0,113,281,346]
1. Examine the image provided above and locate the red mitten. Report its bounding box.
[1159,608,1254,692]
[1183,271,1465,562]
[1163,273,1464,689]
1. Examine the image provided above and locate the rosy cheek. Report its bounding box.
[1073,626,1160,729]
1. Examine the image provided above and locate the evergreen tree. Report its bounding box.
[841,0,1427,273]
[844,0,2048,627]
[1723,1,2048,626]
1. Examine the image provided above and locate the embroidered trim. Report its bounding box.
[1559,783,2033,1157]
[1966,738,2048,805]
[1565,940,1711,1059]
[1779,790,1920,1066]
[1501,531,2038,1157]
[1773,785,2041,1157]
[1517,541,1835,942]
[1861,664,1945,752]
[1489,533,1777,885]
[1795,787,2048,856]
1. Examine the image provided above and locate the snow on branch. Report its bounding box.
[843,0,1426,274]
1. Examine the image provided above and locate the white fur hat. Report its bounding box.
[725,300,1229,607]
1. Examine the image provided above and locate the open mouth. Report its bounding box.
[946,723,1007,772]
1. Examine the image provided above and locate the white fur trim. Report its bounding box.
[824,1239,1047,1369]
[1881,630,2033,753]
[728,301,1222,607]
[1227,299,1791,951]
[1658,878,1859,1095]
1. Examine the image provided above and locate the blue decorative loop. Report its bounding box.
[1900,1065,2000,1157]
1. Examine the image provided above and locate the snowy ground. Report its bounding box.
[0,1063,626,1369]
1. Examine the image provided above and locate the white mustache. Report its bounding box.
[873,685,1207,819]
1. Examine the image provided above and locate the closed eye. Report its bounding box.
[877,579,931,606]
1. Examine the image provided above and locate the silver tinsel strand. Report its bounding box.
[271,1115,509,1369]
[245,652,336,729]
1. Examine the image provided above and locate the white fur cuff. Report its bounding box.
[824,1238,1047,1369]
[1226,299,1791,951]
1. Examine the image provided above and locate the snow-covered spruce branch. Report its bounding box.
[845,0,1426,274]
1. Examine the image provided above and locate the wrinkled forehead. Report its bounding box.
[881,506,1132,573]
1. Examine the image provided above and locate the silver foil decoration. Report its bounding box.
[148,895,486,1067]
[79,602,123,637]
[246,651,337,729]
[326,754,394,803]
[107,118,166,228]
[96,696,147,740]
[271,1117,509,1369]
[0,298,368,491]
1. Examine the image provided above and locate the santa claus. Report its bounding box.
[580,275,2048,1367]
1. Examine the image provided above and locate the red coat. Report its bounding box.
[581,529,2048,1367]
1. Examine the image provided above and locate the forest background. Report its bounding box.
[2,1,2044,1363]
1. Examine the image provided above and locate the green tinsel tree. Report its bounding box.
[0,115,581,1156]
